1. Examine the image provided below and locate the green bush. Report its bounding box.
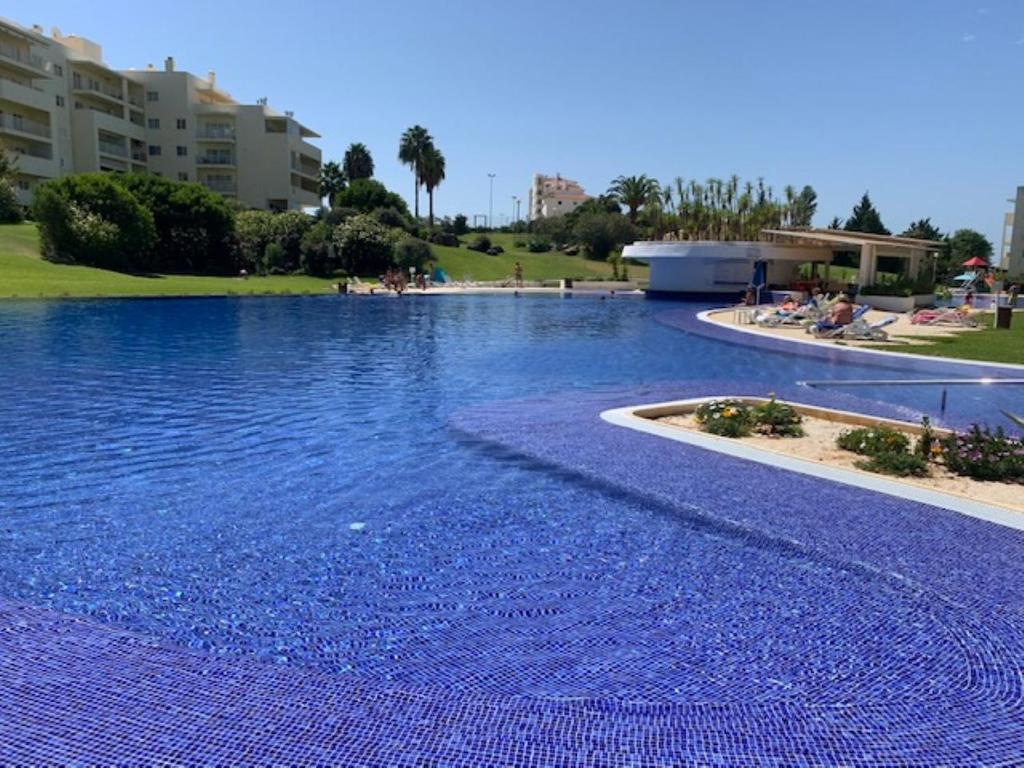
[527,235,551,253]
[752,397,804,437]
[573,211,637,261]
[271,210,313,271]
[837,425,911,456]
[263,242,286,274]
[428,231,459,247]
[32,174,156,271]
[694,399,753,438]
[394,237,432,271]
[0,181,22,223]
[333,179,409,217]
[117,174,236,274]
[300,220,336,276]
[235,210,277,273]
[333,213,396,276]
[466,234,491,253]
[513,238,526,249]
[854,451,929,477]
[941,424,1024,483]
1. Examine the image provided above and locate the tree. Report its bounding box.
[398,125,434,220]
[300,220,336,276]
[828,216,844,230]
[318,161,346,207]
[790,185,817,227]
[607,174,660,223]
[0,139,22,223]
[418,146,446,228]
[394,237,432,271]
[572,211,637,261]
[32,174,156,271]
[343,143,374,181]
[900,218,943,241]
[333,178,410,217]
[948,228,993,265]
[844,192,890,235]
[235,210,278,273]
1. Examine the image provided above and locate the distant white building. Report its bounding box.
[528,173,590,219]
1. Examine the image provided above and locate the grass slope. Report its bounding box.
[432,232,649,283]
[0,225,648,298]
[882,313,1024,365]
[0,223,337,299]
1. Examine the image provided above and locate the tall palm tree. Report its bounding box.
[343,143,374,180]
[607,174,660,223]
[419,146,446,228]
[398,125,434,220]
[318,161,346,208]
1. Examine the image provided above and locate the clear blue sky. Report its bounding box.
[10,0,1022,243]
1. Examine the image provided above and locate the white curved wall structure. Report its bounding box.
[622,241,831,295]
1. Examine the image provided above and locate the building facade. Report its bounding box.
[528,173,590,219]
[0,16,320,210]
[1002,187,1023,277]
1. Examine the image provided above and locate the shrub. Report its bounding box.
[333,213,396,276]
[513,238,526,249]
[836,425,911,456]
[452,214,469,235]
[752,396,804,437]
[372,205,413,231]
[854,451,929,477]
[394,237,432,271]
[694,399,753,438]
[428,231,459,247]
[271,210,313,271]
[940,425,1024,483]
[235,210,277,273]
[466,234,491,253]
[32,174,156,271]
[300,220,336,276]
[0,181,21,223]
[487,244,504,255]
[263,242,286,274]
[527,235,551,253]
[118,174,236,274]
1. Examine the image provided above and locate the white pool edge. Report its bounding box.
[696,309,1024,374]
[600,400,1024,532]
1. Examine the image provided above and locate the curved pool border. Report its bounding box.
[660,307,1024,378]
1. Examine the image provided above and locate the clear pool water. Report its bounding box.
[0,295,1021,740]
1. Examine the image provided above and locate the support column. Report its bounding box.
[858,244,875,287]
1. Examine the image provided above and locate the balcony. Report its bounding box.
[196,126,235,141]
[0,41,50,77]
[290,156,320,179]
[197,154,235,167]
[11,152,56,178]
[0,112,51,140]
[202,179,236,194]
[98,139,128,158]
[130,150,147,163]
[72,76,125,105]
[0,77,52,112]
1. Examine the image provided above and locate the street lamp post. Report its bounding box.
[512,196,518,225]
[487,173,496,229]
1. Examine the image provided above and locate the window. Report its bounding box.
[54,64,63,76]
[176,145,187,157]
[148,145,162,156]
[146,90,159,102]
[147,118,160,129]
[176,118,186,130]
[55,95,64,107]
[177,171,188,181]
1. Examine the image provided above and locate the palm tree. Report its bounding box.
[343,143,374,180]
[318,161,346,207]
[398,125,434,220]
[607,174,660,223]
[419,146,446,228]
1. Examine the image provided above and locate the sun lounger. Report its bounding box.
[843,314,898,341]
[808,305,870,338]
[911,308,977,327]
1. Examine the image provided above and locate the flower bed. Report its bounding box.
[644,397,1023,513]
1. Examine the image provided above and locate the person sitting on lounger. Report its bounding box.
[829,295,854,325]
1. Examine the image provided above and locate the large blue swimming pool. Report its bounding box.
[1,295,1022,765]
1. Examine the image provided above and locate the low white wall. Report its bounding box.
[858,294,933,312]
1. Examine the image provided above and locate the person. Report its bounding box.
[829,294,854,326]
[1008,283,1019,308]
[964,288,974,307]
[743,287,755,306]
[780,295,799,312]
[513,261,524,288]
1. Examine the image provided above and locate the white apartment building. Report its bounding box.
[0,16,321,211]
[528,173,590,219]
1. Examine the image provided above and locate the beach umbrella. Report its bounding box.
[962,256,988,267]
[952,272,977,281]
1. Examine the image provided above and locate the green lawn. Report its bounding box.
[0,224,648,298]
[0,223,338,299]
[876,313,1024,365]
[432,231,649,283]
